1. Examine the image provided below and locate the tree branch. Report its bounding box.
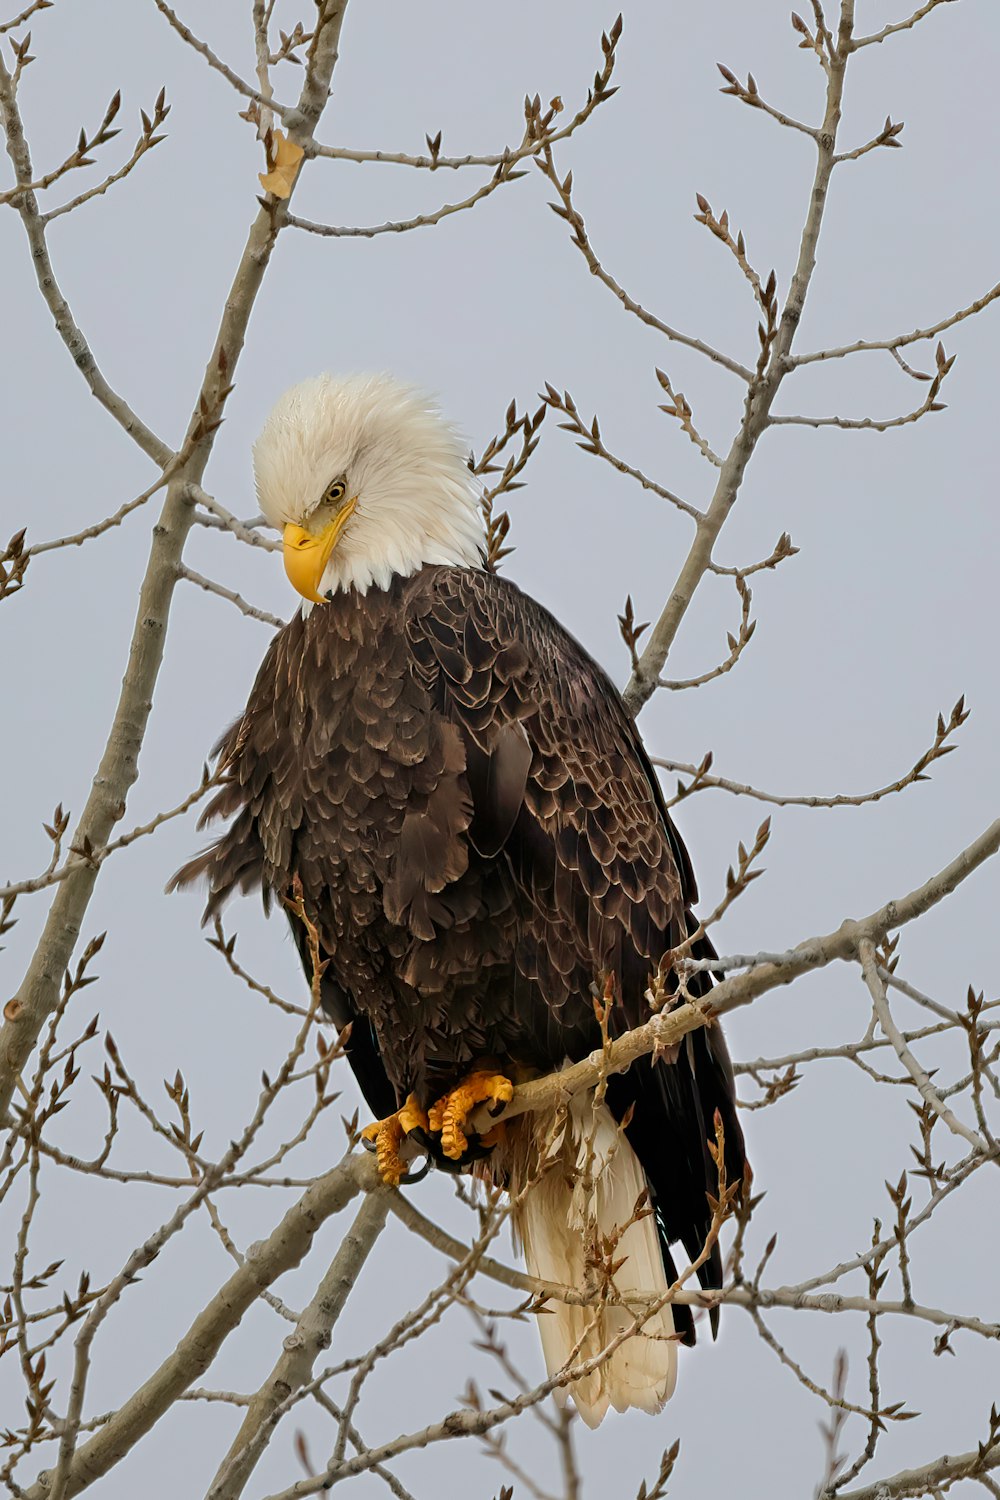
[0,0,350,1125]
[790,280,1000,367]
[0,0,53,35]
[207,1187,391,1500]
[150,0,299,121]
[541,385,702,520]
[20,1152,380,1500]
[0,55,172,466]
[472,816,1000,1134]
[657,574,754,691]
[190,485,282,551]
[306,31,614,173]
[655,695,969,809]
[24,473,172,558]
[836,1439,999,1500]
[536,145,754,381]
[177,563,284,629]
[622,12,854,714]
[860,938,986,1154]
[287,151,526,238]
[851,0,958,50]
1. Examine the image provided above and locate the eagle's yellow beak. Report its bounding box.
[282,500,357,603]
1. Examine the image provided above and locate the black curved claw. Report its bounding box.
[396,1154,432,1186]
[408,1126,496,1174]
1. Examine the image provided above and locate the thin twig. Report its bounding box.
[287,152,527,238]
[790,280,1000,368]
[537,145,754,381]
[178,563,285,628]
[655,696,968,808]
[0,53,172,466]
[860,939,986,1155]
[851,0,958,49]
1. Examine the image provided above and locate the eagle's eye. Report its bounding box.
[324,477,348,506]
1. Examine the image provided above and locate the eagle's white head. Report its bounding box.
[253,373,485,601]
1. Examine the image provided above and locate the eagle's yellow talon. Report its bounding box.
[362,1093,429,1185]
[397,1094,430,1135]
[428,1071,514,1160]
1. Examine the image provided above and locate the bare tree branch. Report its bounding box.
[207,1188,391,1500]
[0,765,221,901]
[860,939,986,1154]
[655,696,969,808]
[851,0,959,50]
[541,386,702,520]
[0,0,53,35]
[473,817,1000,1134]
[536,145,755,382]
[24,473,172,558]
[716,62,820,139]
[790,280,1000,367]
[621,8,856,714]
[177,563,285,628]
[287,152,526,238]
[190,485,282,551]
[836,1438,1000,1500]
[0,54,172,466]
[657,575,754,690]
[18,1153,379,1500]
[0,2,350,1124]
[150,0,299,121]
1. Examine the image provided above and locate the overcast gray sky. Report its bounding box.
[3,1,999,1496]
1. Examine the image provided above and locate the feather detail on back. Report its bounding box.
[510,1095,677,1428]
[171,564,746,1369]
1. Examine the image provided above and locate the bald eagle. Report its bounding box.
[173,373,745,1426]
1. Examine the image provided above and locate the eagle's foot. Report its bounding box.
[360,1094,430,1186]
[428,1071,514,1161]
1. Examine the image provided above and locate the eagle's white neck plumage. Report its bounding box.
[253,373,485,597]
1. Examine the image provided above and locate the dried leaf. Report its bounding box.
[259,131,304,199]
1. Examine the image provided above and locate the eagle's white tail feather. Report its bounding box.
[512,1097,677,1428]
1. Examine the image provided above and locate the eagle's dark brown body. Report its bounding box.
[176,565,744,1338]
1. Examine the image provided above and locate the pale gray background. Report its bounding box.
[3,1,999,1496]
